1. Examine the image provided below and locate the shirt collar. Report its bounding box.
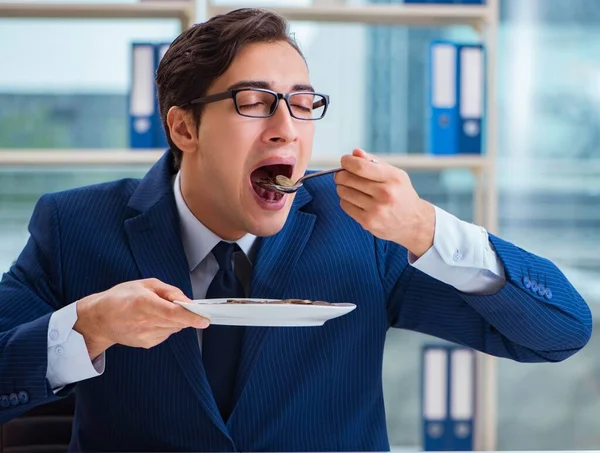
[173,171,257,272]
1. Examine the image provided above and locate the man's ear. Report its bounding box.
[167,106,198,154]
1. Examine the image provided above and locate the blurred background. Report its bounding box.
[1,0,599,451]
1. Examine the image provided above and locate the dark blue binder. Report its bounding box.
[129,42,156,149]
[421,344,476,451]
[153,43,171,150]
[427,40,484,155]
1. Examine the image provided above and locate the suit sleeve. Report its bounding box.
[380,233,592,363]
[0,194,74,423]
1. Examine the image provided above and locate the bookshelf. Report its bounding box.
[0,1,500,448]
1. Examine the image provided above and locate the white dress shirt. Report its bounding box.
[45,172,506,390]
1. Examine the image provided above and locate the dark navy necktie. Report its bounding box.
[202,241,245,421]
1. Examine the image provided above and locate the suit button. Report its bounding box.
[522,276,531,289]
[9,393,18,406]
[18,391,29,404]
[537,284,546,297]
[545,288,553,300]
[531,280,539,292]
[0,395,9,408]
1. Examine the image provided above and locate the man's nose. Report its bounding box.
[265,99,298,144]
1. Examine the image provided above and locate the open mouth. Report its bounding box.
[250,164,294,202]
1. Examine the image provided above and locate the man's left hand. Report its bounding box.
[335,148,436,258]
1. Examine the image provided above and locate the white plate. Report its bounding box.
[174,298,356,327]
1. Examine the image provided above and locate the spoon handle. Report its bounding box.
[299,167,344,183]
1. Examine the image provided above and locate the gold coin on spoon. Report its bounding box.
[275,175,294,187]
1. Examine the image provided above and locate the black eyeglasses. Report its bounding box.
[182,88,330,120]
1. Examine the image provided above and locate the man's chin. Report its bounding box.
[247,211,291,238]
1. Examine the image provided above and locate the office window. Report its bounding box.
[0,16,180,148]
[494,0,600,449]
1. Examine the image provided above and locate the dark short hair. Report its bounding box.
[156,8,305,169]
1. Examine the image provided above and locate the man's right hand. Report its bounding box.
[73,278,209,360]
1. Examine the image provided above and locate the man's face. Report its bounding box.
[179,41,315,240]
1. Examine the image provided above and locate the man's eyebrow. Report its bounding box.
[291,83,316,92]
[227,80,270,91]
[226,80,315,92]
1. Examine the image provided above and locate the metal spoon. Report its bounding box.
[259,167,343,194]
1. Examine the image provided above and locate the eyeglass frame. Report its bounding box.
[181,87,330,121]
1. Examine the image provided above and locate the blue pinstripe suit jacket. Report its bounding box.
[0,151,592,452]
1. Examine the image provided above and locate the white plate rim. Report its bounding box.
[173,298,356,326]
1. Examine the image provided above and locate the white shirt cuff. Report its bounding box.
[409,206,506,294]
[47,301,105,392]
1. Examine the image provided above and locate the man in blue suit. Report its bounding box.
[0,7,592,453]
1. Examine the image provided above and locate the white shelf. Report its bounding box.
[0,150,164,166]
[0,150,487,171]
[312,154,487,171]
[207,4,492,27]
[0,2,193,26]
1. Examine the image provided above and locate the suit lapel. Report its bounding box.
[124,152,229,437]
[231,189,316,413]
